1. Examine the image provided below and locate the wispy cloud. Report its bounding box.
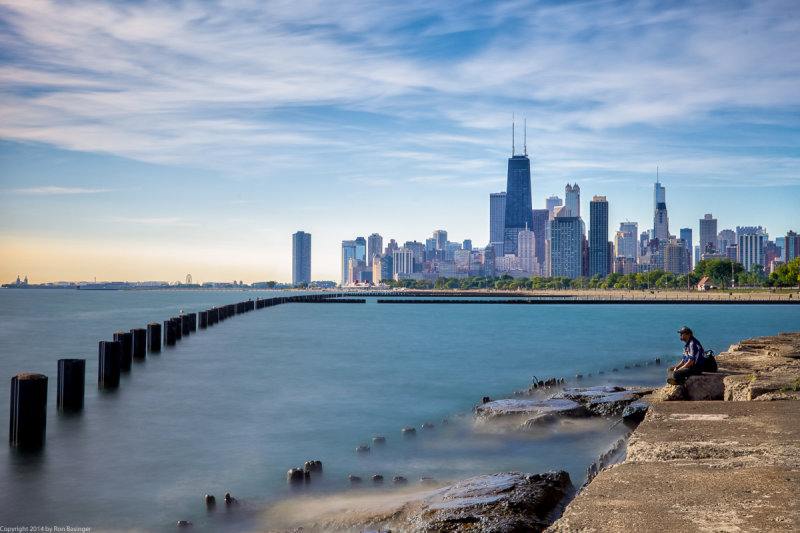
[8,186,111,195]
[109,216,199,227]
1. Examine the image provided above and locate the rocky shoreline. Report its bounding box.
[258,331,799,532]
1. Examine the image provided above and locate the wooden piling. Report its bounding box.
[171,317,183,340]
[57,359,85,411]
[180,315,191,337]
[131,328,147,360]
[9,373,48,449]
[113,331,133,371]
[187,313,197,332]
[199,311,208,329]
[163,320,177,346]
[98,341,121,389]
[147,322,161,352]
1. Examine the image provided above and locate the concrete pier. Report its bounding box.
[57,359,85,411]
[9,373,48,449]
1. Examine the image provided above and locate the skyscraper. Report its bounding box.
[653,179,669,241]
[489,192,506,245]
[565,183,580,217]
[531,209,549,267]
[739,232,766,272]
[699,214,718,253]
[549,216,582,278]
[503,136,532,256]
[589,196,610,277]
[433,230,448,251]
[680,228,693,269]
[367,233,383,266]
[546,196,563,216]
[341,240,357,285]
[717,229,735,251]
[292,231,311,286]
[355,236,367,262]
[517,227,536,274]
[785,231,800,262]
[615,221,639,260]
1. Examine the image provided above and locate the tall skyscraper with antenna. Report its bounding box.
[503,117,532,256]
[653,169,670,241]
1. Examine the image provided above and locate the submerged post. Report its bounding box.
[131,328,147,360]
[98,341,121,389]
[147,323,161,353]
[113,331,133,371]
[57,359,85,411]
[10,373,48,450]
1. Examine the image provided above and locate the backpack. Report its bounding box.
[704,350,717,373]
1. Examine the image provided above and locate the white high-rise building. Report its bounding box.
[517,227,537,275]
[392,248,414,278]
[615,221,639,260]
[738,233,766,272]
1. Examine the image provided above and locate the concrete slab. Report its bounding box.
[548,400,800,532]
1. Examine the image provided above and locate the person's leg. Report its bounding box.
[672,366,693,384]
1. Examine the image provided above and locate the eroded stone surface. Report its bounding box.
[554,386,653,417]
[475,398,589,419]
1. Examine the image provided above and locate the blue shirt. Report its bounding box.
[683,338,704,371]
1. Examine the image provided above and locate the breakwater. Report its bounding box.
[375,298,798,304]
[7,293,350,451]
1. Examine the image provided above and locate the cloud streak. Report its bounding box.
[8,186,111,195]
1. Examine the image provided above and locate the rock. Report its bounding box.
[286,468,305,484]
[371,475,384,484]
[555,386,651,417]
[304,460,323,474]
[522,413,560,429]
[402,427,417,438]
[224,492,238,506]
[372,436,386,445]
[622,401,650,424]
[685,374,726,401]
[204,494,216,509]
[421,422,435,430]
[176,520,192,528]
[404,471,573,532]
[653,384,686,401]
[420,477,439,486]
[393,476,408,485]
[356,445,371,454]
[348,475,362,485]
[475,398,589,420]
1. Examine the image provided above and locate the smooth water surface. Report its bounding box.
[1,289,797,532]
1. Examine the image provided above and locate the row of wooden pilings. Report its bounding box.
[9,293,344,450]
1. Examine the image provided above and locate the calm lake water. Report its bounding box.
[1,289,797,532]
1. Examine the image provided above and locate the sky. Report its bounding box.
[0,0,798,284]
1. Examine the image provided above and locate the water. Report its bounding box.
[1,289,797,532]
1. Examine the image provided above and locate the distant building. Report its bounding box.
[367,233,383,266]
[589,196,610,277]
[664,240,689,275]
[373,255,393,284]
[341,240,357,285]
[680,228,692,269]
[291,231,311,286]
[489,192,506,244]
[517,227,537,275]
[384,239,399,257]
[653,180,669,241]
[616,221,639,260]
[546,195,563,216]
[393,248,415,279]
[565,183,580,217]
[717,229,736,252]
[785,231,800,262]
[549,216,582,278]
[531,208,549,268]
[699,214,718,254]
[503,153,533,256]
[355,237,366,262]
[738,233,766,272]
[433,230,448,251]
[462,239,473,251]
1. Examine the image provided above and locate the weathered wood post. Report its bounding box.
[187,312,197,332]
[163,320,176,346]
[171,317,183,340]
[9,373,48,449]
[131,328,147,360]
[198,311,208,329]
[113,331,133,371]
[57,359,85,411]
[180,315,191,336]
[147,322,161,352]
[98,341,121,389]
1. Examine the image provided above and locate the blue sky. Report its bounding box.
[0,0,798,283]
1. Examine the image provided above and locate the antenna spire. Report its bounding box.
[512,113,515,156]
[657,166,659,183]
[524,118,527,156]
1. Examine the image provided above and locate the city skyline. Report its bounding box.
[1,1,799,283]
